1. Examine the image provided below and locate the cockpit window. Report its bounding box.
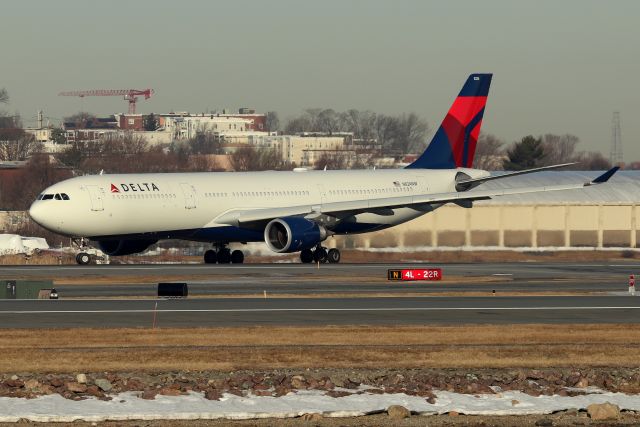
[38,193,70,201]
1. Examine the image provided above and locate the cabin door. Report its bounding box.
[180,183,197,209]
[86,185,104,211]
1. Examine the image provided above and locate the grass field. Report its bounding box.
[2,324,638,372]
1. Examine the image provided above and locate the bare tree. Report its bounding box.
[316,109,340,134]
[374,114,399,154]
[57,133,149,174]
[265,111,280,133]
[339,109,377,141]
[284,108,429,157]
[0,88,8,104]
[229,146,286,171]
[574,151,611,170]
[284,115,313,134]
[0,154,72,210]
[187,131,221,155]
[392,113,429,154]
[474,133,505,170]
[540,134,580,165]
[314,152,347,170]
[0,130,43,161]
[0,90,20,130]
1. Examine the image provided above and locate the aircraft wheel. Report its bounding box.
[300,249,314,263]
[217,248,231,264]
[76,252,91,265]
[204,249,217,264]
[313,247,328,263]
[327,248,341,264]
[231,250,244,264]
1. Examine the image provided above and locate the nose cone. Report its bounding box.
[29,202,47,228]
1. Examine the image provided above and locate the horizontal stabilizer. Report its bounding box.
[585,166,620,186]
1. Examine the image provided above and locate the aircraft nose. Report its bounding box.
[28,202,47,227]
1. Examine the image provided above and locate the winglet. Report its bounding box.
[586,166,619,186]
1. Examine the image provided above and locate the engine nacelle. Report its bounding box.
[97,239,157,256]
[264,217,327,253]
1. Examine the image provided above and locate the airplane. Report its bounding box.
[29,74,618,265]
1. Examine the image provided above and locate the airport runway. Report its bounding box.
[0,262,638,297]
[1,263,638,328]
[0,295,639,328]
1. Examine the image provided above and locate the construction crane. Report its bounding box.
[58,89,154,114]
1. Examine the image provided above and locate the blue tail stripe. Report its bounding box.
[462,107,485,167]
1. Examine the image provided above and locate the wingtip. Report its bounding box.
[590,166,620,184]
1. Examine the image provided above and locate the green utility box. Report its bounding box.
[2,280,54,299]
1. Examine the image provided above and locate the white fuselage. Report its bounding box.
[29,168,488,243]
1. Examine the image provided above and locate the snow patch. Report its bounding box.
[0,234,48,255]
[0,389,640,422]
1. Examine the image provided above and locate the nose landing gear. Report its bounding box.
[75,252,91,265]
[71,237,108,265]
[204,244,244,264]
[300,246,341,264]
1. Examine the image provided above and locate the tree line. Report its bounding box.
[281,108,429,156]
[477,133,612,171]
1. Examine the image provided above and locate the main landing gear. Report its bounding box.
[204,244,244,264]
[300,245,341,264]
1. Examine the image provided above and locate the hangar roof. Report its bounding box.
[476,170,640,204]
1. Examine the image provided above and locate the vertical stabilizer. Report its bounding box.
[406,73,492,169]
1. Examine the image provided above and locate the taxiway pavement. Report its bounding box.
[0,262,637,297]
[0,295,639,328]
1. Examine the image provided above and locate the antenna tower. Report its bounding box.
[610,111,623,166]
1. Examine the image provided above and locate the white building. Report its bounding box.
[159,113,266,141]
[244,135,351,166]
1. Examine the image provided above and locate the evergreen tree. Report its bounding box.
[503,135,545,170]
[144,113,158,131]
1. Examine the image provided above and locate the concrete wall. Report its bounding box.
[340,204,640,249]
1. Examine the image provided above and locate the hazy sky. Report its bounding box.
[3,1,639,159]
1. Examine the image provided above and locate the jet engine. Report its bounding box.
[97,239,157,256]
[264,217,327,253]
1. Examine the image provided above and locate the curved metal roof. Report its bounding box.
[476,170,640,204]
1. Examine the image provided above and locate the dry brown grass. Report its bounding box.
[1,324,639,372]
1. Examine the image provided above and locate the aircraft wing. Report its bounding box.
[214,167,619,227]
[455,162,576,189]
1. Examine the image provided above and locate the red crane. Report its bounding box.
[58,89,154,114]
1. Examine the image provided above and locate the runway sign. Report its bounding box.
[387,269,442,281]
